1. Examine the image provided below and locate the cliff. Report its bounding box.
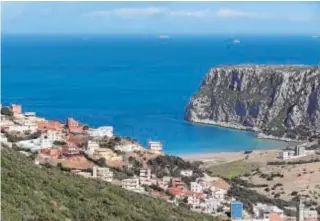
[185,65,320,141]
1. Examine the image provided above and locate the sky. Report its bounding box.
[1,1,320,35]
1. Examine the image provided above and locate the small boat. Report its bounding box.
[159,35,170,39]
[233,39,240,44]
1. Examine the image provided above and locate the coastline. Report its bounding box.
[179,148,281,162]
[186,117,304,143]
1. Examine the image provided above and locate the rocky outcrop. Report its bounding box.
[185,65,320,141]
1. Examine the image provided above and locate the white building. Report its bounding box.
[203,198,222,212]
[7,124,37,134]
[191,182,203,193]
[42,130,63,142]
[88,126,113,138]
[92,166,113,182]
[295,145,306,156]
[40,132,57,148]
[148,141,162,152]
[279,151,289,160]
[122,178,142,192]
[86,140,100,155]
[139,168,151,185]
[253,203,284,219]
[24,112,36,118]
[162,176,172,183]
[180,170,193,177]
[16,139,41,151]
[187,195,201,208]
[157,180,169,190]
[73,170,92,178]
[114,144,142,152]
[210,187,227,200]
[303,210,317,221]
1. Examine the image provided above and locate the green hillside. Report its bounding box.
[1,148,222,221]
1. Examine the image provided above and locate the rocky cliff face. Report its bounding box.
[185,65,320,141]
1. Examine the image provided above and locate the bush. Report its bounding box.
[2,148,220,221]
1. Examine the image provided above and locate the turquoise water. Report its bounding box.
[2,35,319,154]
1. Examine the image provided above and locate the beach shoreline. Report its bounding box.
[187,118,305,143]
[179,148,282,162]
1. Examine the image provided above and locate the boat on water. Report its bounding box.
[233,39,240,44]
[159,35,170,39]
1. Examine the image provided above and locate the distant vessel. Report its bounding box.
[233,39,240,44]
[159,35,170,39]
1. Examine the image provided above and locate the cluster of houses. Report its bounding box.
[1,104,318,220]
[231,201,317,221]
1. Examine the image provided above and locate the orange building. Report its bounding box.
[37,120,65,131]
[10,104,22,115]
[39,148,62,158]
[167,187,185,196]
[269,212,284,221]
[66,118,83,133]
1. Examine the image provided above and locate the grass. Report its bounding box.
[206,160,260,179]
[1,147,224,221]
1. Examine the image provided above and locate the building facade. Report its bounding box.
[88,126,113,138]
[148,141,162,152]
[231,201,243,220]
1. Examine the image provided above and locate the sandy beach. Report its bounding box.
[180,149,282,164]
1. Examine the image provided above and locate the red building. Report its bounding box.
[171,178,184,189]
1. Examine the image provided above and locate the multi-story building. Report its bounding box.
[139,168,151,185]
[86,140,100,155]
[114,144,142,152]
[122,178,141,191]
[231,201,243,220]
[303,210,317,221]
[148,141,162,153]
[180,170,193,177]
[211,188,227,200]
[92,166,113,182]
[297,200,305,221]
[42,130,64,142]
[187,195,201,208]
[295,146,306,157]
[253,203,284,219]
[190,182,203,193]
[8,119,38,133]
[88,126,113,138]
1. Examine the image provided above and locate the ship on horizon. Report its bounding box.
[159,34,170,39]
[233,39,240,44]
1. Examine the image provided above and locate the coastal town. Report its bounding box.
[1,103,319,221]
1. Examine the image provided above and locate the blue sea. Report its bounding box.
[2,35,319,155]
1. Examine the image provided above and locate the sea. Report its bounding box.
[2,34,320,155]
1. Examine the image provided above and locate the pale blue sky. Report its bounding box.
[1,1,320,35]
